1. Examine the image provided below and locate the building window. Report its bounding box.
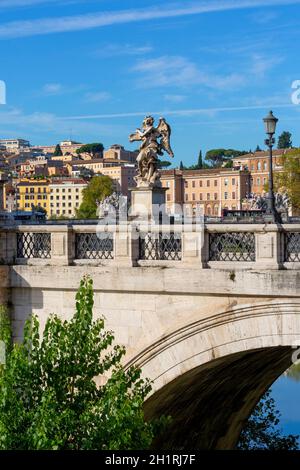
[224,192,228,200]
[207,180,210,187]
[192,181,195,188]
[263,161,267,170]
[257,177,260,186]
[167,194,171,201]
[185,194,188,201]
[214,193,218,200]
[200,180,203,187]
[232,192,236,199]
[232,178,236,185]
[224,178,228,186]
[257,162,261,171]
[192,193,195,201]
[214,180,217,187]
[185,181,188,188]
[263,177,267,185]
[207,193,210,201]
[199,193,203,201]
[251,164,254,171]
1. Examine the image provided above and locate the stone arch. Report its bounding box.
[126,301,300,449]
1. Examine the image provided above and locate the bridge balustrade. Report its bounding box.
[0,223,299,270]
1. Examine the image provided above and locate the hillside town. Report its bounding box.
[0,136,297,220]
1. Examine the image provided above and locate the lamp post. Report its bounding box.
[263,110,281,223]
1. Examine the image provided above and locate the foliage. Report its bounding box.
[53,144,63,157]
[205,148,247,167]
[278,131,292,149]
[31,204,47,215]
[255,145,262,152]
[0,277,168,450]
[79,167,95,179]
[285,362,300,381]
[0,307,11,377]
[76,175,113,219]
[158,160,172,169]
[238,390,299,450]
[76,143,104,157]
[223,160,233,168]
[179,151,209,170]
[275,148,300,209]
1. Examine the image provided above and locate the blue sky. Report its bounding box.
[0,0,300,166]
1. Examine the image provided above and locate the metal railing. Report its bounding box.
[209,232,256,262]
[17,232,51,259]
[139,232,182,261]
[284,232,300,262]
[75,233,114,260]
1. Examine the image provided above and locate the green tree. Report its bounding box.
[285,360,300,381]
[205,149,247,168]
[275,148,300,209]
[76,175,113,219]
[278,131,292,149]
[197,150,203,169]
[255,145,262,152]
[0,277,168,450]
[76,143,104,158]
[179,161,184,170]
[238,390,299,450]
[158,160,172,169]
[53,144,63,157]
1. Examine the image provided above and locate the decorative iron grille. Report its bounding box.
[75,233,114,259]
[285,232,300,262]
[209,232,255,262]
[139,232,182,260]
[17,232,51,259]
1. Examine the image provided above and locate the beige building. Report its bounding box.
[232,149,287,195]
[103,144,138,163]
[67,160,137,197]
[49,178,87,218]
[161,168,250,216]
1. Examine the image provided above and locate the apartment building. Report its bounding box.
[15,179,50,213]
[49,178,87,218]
[232,149,287,195]
[161,168,250,216]
[0,139,30,151]
[66,160,137,197]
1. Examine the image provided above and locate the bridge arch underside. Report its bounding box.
[139,303,300,450]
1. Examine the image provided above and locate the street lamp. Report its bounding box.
[263,110,281,223]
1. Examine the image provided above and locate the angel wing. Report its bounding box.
[157,117,174,157]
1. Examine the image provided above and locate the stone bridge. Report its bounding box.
[0,221,300,449]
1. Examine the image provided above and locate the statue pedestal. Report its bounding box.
[129,186,168,221]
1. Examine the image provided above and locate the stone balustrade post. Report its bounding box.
[114,223,139,267]
[0,228,17,265]
[50,226,74,266]
[255,225,283,269]
[181,224,206,268]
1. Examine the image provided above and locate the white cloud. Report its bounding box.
[250,53,283,78]
[42,83,63,95]
[1,0,300,39]
[84,91,111,103]
[60,102,296,121]
[93,43,153,58]
[0,0,63,7]
[164,94,187,103]
[133,55,245,90]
